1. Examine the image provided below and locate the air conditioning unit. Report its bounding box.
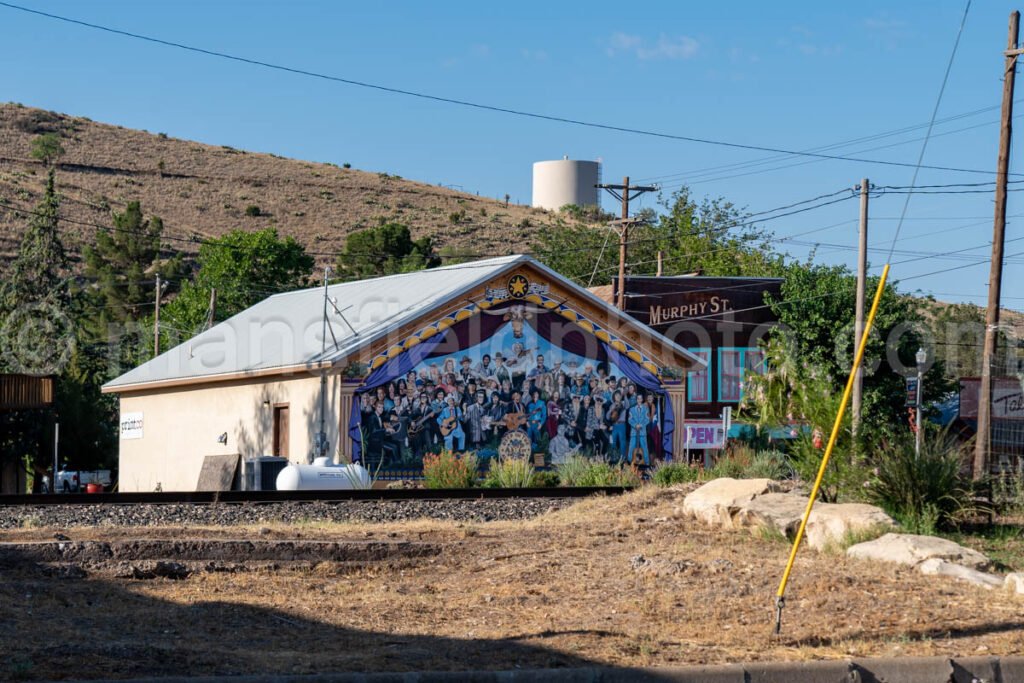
[244,456,289,491]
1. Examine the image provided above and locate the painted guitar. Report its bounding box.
[502,412,527,430]
[439,412,460,437]
[407,409,435,436]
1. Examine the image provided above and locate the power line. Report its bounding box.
[639,102,1019,184]
[0,1,1013,179]
[886,0,972,262]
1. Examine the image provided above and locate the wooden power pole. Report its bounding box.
[852,178,869,434]
[975,10,1020,480]
[596,175,657,309]
[153,273,162,358]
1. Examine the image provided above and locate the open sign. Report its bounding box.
[684,421,727,449]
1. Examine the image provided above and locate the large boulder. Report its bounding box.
[732,492,808,536]
[682,478,779,526]
[732,493,893,550]
[847,533,991,570]
[804,503,895,551]
[918,558,1003,589]
[1005,572,1024,594]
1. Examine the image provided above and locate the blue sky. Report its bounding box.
[1,1,1022,307]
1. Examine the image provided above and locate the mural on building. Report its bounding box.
[355,298,668,472]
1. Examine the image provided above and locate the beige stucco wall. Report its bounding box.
[117,373,347,492]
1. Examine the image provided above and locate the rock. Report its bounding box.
[847,533,991,570]
[918,558,1003,589]
[682,478,779,526]
[804,503,894,550]
[732,492,808,536]
[1004,572,1024,594]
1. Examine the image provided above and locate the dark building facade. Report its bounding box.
[617,276,783,422]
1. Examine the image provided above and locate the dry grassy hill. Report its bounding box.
[0,103,582,266]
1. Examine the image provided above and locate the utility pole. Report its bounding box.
[656,251,664,277]
[153,273,162,357]
[852,179,869,435]
[596,175,657,309]
[975,10,1019,481]
[205,288,218,331]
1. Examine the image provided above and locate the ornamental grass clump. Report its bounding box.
[865,430,979,532]
[422,449,478,489]
[483,456,534,488]
[651,461,702,487]
[556,455,640,487]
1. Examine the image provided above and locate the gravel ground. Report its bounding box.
[0,497,573,529]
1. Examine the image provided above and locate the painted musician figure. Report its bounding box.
[465,391,488,449]
[527,389,547,447]
[627,399,651,466]
[408,394,435,458]
[437,396,465,451]
[486,392,506,441]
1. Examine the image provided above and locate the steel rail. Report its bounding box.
[0,486,629,507]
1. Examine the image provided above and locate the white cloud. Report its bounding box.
[607,32,699,60]
[521,48,549,62]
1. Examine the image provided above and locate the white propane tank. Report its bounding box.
[275,461,371,491]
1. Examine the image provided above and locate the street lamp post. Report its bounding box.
[915,347,927,457]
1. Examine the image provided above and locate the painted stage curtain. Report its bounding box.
[347,333,447,463]
[603,343,675,459]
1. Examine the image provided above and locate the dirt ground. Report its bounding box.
[2,487,1022,680]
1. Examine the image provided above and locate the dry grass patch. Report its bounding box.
[2,488,1024,680]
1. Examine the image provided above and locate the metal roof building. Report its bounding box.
[104,255,706,491]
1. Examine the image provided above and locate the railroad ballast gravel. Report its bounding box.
[0,497,571,529]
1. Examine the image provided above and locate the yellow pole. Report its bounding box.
[773,263,891,634]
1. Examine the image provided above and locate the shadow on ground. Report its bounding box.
[0,545,667,681]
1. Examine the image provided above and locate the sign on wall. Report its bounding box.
[683,420,727,449]
[120,411,144,440]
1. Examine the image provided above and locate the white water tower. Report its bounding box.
[532,157,601,211]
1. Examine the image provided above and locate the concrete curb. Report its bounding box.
[74,655,1024,683]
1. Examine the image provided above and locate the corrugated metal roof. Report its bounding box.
[105,255,529,390]
[104,254,705,392]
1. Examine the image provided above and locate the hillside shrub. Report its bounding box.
[483,457,534,488]
[652,462,701,487]
[422,450,478,489]
[245,204,262,217]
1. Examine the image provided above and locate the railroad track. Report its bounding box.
[0,486,629,507]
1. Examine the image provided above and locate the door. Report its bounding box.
[273,405,290,458]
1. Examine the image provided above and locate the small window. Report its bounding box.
[718,347,767,403]
[719,349,743,402]
[687,348,711,403]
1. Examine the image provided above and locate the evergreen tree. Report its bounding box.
[82,201,182,370]
[335,223,440,281]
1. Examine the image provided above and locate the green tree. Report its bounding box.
[533,187,782,286]
[82,201,183,370]
[30,132,65,166]
[161,228,314,339]
[766,259,951,433]
[335,223,439,281]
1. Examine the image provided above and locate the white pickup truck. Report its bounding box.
[55,469,113,493]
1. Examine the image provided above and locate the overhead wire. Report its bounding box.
[0,1,1014,178]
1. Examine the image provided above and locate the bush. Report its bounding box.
[422,450,478,489]
[652,462,701,487]
[789,434,867,503]
[555,455,592,487]
[745,450,791,480]
[484,457,534,488]
[865,430,978,530]
[556,456,639,487]
[245,205,262,217]
[342,162,352,169]
[531,471,560,488]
